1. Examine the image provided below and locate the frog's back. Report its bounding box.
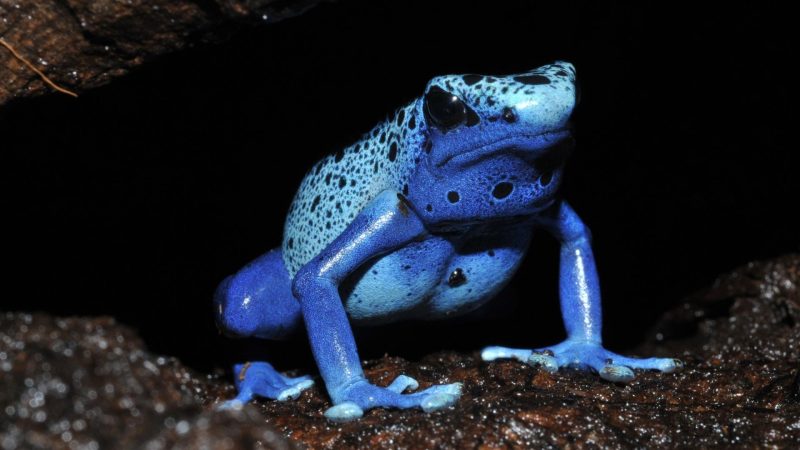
[282,102,425,277]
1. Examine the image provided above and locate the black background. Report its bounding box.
[1,1,795,373]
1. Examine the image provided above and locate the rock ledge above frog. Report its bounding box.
[214,61,682,422]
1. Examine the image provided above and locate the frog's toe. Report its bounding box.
[597,356,681,383]
[526,352,559,372]
[419,383,462,412]
[324,401,364,422]
[391,382,461,412]
[423,382,462,398]
[216,398,245,411]
[481,346,533,363]
[664,358,685,372]
[391,381,463,410]
[599,364,635,382]
[276,377,315,401]
[611,355,685,373]
[420,393,458,412]
[482,346,559,372]
[387,374,419,393]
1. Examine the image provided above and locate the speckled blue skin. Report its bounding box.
[214,62,682,421]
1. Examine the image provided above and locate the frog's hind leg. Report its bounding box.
[214,248,302,340]
[214,248,313,407]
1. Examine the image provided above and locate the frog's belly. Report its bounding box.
[342,229,532,325]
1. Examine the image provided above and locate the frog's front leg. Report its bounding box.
[482,201,682,382]
[293,190,461,422]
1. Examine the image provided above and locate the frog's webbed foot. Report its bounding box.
[217,361,314,410]
[481,341,683,382]
[324,375,462,422]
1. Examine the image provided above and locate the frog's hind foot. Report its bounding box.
[217,361,314,409]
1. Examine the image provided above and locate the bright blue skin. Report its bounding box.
[214,62,681,421]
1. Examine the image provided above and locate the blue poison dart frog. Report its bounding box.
[214,61,682,422]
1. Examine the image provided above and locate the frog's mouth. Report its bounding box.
[433,128,573,169]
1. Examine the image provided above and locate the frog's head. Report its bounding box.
[409,61,577,223]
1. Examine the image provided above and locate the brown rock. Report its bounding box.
[0,0,325,106]
[0,313,297,449]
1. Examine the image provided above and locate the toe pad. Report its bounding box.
[324,401,364,422]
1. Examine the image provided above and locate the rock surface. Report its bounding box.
[2,254,799,448]
[0,314,297,449]
[0,0,324,107]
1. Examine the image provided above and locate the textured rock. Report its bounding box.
[0,314,296,449]
[2,254,799,448]
[0,0,324,106]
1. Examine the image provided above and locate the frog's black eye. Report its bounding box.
[424,86,466,130]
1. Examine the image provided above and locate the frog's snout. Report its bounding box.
[555,61,578,105]
[539,61,578,101]
[549,61,576,80]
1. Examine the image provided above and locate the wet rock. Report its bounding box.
[2,254,799,448]
[0,0,325,106]
[0,314,295,449]
[639,253,800,363]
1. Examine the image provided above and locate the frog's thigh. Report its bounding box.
[214,249,303,340]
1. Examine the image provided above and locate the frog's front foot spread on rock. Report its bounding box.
[482,341,683,382]
[323,375,462,422]
[217,361,314,410]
